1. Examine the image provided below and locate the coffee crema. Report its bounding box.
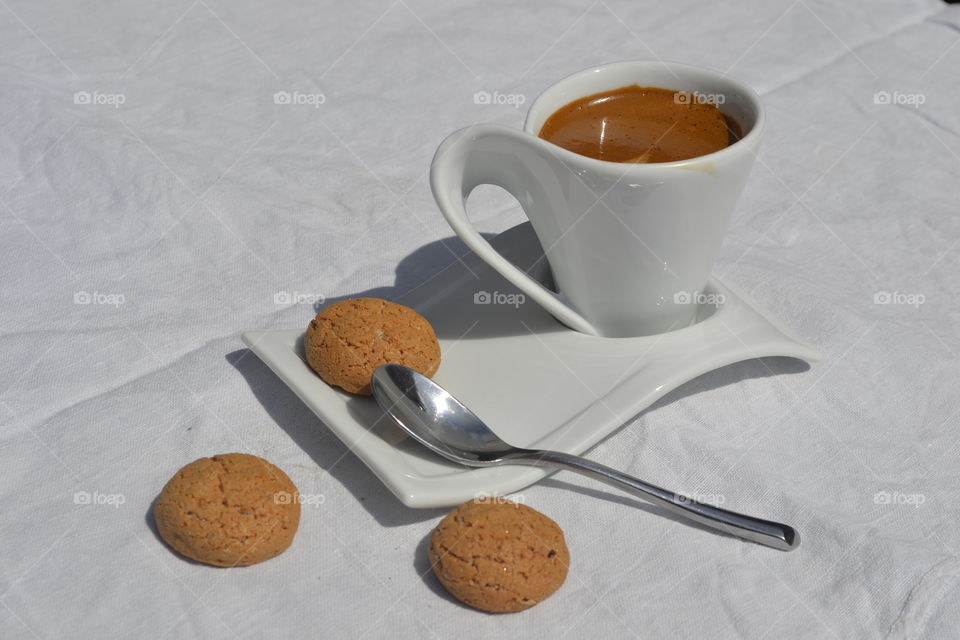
[538,85,741,163]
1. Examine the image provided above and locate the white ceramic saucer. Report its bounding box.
[243,223,821,508]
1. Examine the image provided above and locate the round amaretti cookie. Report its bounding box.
[428,499,570,613]
[154,453,301,567]
[304,297,441,395]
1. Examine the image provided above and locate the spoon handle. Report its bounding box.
[517,450,798,551]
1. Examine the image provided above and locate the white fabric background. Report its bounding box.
[1,0,959,638]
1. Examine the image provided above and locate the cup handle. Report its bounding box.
[430,124,600,336]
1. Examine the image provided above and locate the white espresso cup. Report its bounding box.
[431,61,764,337]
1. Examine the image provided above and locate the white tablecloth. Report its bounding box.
[2,0,958,637]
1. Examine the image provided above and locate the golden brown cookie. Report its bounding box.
[304,297,441,395]
[428,499,570,613]
[154,453,301,567]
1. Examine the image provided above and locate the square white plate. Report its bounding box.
[243,223,821,508]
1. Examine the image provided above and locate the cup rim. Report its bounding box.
[523,60,766,172]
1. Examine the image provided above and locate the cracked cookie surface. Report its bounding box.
[428,499,569,613]
[304,297,441,395]
[154,453,301,567]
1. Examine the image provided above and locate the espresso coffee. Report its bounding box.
[538,85,741,163]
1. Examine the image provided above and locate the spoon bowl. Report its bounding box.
[371,363,515,465]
